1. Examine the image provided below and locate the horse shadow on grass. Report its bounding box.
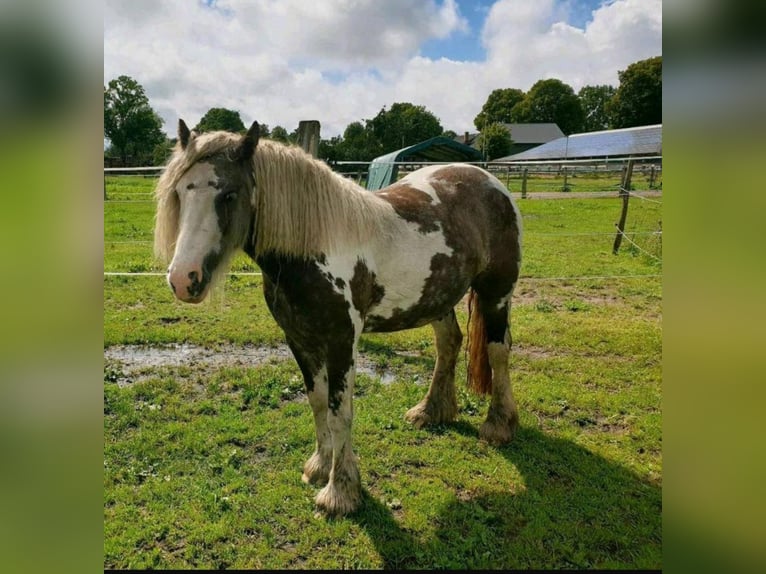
[348,422,661,570]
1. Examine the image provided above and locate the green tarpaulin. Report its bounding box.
[366,136,485,191]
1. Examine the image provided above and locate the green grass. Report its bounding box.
[104,173,662,569]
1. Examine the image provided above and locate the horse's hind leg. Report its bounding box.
[479,299,519,445]
[405,309,462,428]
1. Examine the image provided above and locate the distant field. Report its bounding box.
[104,172,662,569]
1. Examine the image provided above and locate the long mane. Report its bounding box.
[154,131,393,263]
[252,139,392,257]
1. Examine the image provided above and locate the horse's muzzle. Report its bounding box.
[167,266,209,304]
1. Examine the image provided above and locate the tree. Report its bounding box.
[369,102,442,154]
[510,78,584,135]
[477,123,513,160]
[607,56,662,128]
[193,107,246,133]
[341,120,382,161]
[442,129,458,139]
[474,88,525,132]
[104,75,165,165]
[269,125,291,143]
[578,84,616,132]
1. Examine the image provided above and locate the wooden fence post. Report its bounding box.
[612,159,635,254]
[521,168,528,199]
[297,120,320,158]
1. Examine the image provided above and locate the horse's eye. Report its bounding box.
[224,191,237,202]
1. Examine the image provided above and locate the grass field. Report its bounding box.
[104,173,662,569]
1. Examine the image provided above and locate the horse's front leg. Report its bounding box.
[314,340,362,517]
[287,338,332,486]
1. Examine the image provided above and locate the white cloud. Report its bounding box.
[104,0,661,139]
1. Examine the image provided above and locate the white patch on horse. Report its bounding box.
[170,163,222,275]
[367,220,453,320]
[398,165,444,205]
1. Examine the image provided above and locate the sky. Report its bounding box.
[104,0,662,139]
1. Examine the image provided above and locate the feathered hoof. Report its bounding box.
[314,479,362,517]
[404,398,457,429]
[301,452,330,486]
[479,410,519,446]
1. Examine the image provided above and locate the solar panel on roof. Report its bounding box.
[502,125,662,161]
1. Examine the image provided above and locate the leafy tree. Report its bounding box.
[474,88,525,131]
[269,125,291,143]
[152,138,175,166]
[442,129,458,139]
[477,123,513,160]
[369,102,442,154]
[341,120,382,161]
[258,124,271,138]
[510,78,584,135]
[607,56,662,128]
[193,107,246,133]
[104,75,165,165]
[578,84,616,132]
[319,135,344,164]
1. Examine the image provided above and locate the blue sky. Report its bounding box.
[105,0,661,138]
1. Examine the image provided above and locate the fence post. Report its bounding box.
[612,160,635,254]
[521,168,528,199]
[649,165,656,189]
[297,120,320,158]
[562,166,570,192]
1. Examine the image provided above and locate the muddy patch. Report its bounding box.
[104,343,402,387]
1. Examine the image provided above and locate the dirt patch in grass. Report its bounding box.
[104,343,407,387]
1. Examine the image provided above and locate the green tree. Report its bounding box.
[193,107,246,133]
[152,138,175,166]
[474,88,525,131]
[269,125,291,143]
[477,123,513,160]
[578,84,616,132]
[511,78,584,135]
[369,102,442,154]
[442,129,458,139]
[104,75,165,165]
[607,56,662,128]
[340,120,382,161]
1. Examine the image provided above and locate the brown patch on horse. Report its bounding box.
[466,289,492,395]
[349,259,385,316]
[377,185,440,233]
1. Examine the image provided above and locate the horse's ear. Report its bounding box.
[238,121,260,161]
[178,119,192,149]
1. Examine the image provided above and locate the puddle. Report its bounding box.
[104,343,401,387]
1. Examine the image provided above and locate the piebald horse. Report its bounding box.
[154,120,523,516]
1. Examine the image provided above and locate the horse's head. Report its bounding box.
[159,119,259,303]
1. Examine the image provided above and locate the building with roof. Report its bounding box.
[456,123,564,157]
[499,124,662,161]
[366,136,484,191]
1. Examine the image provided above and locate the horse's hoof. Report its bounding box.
[405,399,457,428]
[315,483,361,517]
[404,403,431,429]
[302,452,330,486]
[479,413,519,445]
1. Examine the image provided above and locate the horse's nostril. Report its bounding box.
[188,270,199,282]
